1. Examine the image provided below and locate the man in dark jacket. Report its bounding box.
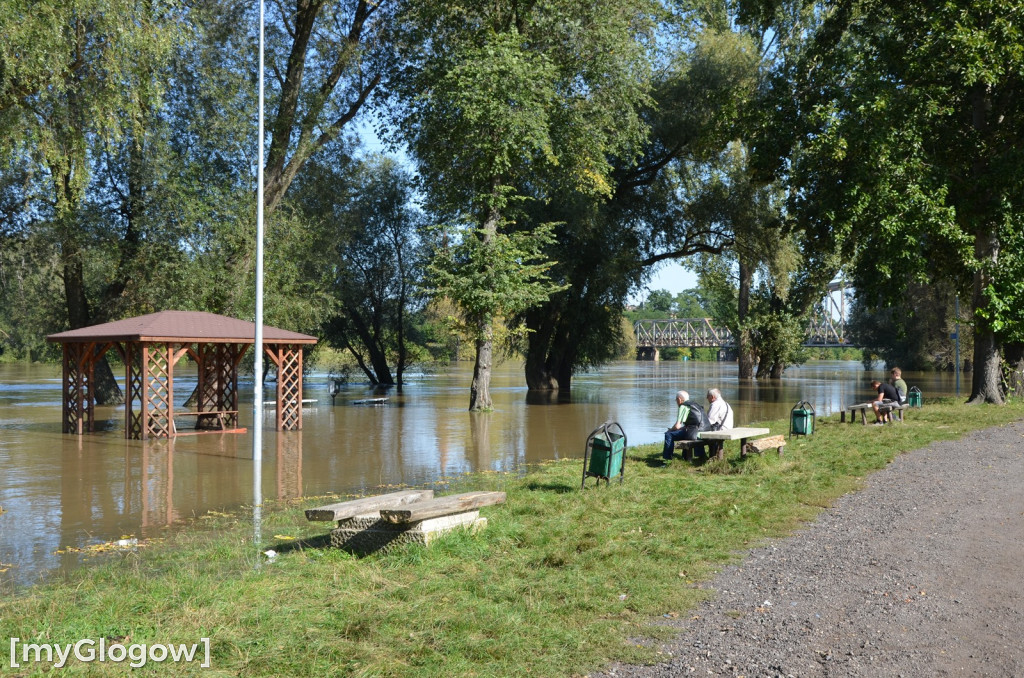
[662,390,710,459]
[870,379,900,424]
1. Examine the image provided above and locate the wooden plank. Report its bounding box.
[380,491,506,524]
[698,427,771,442]
[305,489,435,522]
[742,434,787,457]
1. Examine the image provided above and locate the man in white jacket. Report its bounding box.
[706,388,734,457]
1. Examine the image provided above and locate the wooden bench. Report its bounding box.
[672,439,710,461]
[305,489,434,522]
[741,434,786,457]
[305,489,505,553]
[842,402,908,425]
[675,427,773,461]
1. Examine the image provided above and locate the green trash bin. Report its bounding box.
[907,386,922,408]
[790,400,815,438]
[582,422,627,488]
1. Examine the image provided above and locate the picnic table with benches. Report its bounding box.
[305,489,506,553]
[674,427,780,461]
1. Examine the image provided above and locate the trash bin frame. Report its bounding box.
[789,400,816,439]
[581,421,627,489]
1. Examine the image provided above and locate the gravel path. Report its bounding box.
[596,420,1024,678]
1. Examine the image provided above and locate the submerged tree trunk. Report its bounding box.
[468,205,500,411]
[469,319,494,411]
[62,242,123,405]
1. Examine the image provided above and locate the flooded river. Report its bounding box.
[0,359,964,589]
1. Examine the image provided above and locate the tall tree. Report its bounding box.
[0,0,181,402]
[388,0,655,409]
[298,153,426,386]
[744,0,1024,404]
[520,25,760,391]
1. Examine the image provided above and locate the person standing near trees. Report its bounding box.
[662,390,710,460]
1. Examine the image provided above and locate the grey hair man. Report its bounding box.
[663,390,708,460]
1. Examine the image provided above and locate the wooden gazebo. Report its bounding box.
[47,311,318,439]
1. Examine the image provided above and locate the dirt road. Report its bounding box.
[597,420,1024,678]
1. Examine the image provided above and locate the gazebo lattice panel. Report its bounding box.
[144,344,174,439]
[269,345,304,431]
[61,342,96,435]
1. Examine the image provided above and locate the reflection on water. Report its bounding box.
[0,359,965,589]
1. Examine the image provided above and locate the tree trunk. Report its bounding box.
[524,350,559,391]
[1003,342,1024,397]
[469,320,493,411]
[964,85,1003,405]
[62,247,123,404]
[966,226,1003,404]
[523,311,560,390]
[968,327,1003,404]
[737,258,755,378]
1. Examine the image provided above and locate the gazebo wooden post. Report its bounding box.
[266,343,303,431]
[61,342,96,434]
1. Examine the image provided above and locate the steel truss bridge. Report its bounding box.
[634,282,850,352]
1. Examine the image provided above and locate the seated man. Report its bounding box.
[890,367,908,404]
[870,379,900,424]
[662,390,710,460]
[705,388,734,457]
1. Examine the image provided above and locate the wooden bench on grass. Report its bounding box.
[675,427,774,461]
[842,402,908,425]
[305,489,506,554]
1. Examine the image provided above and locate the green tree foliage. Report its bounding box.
[849,280,970,372]
[0,0,182,399]
[745,0,1024,403]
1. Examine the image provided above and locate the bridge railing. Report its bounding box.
[634,318,734,348]
[634,315,850,349]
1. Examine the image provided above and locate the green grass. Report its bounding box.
[2,399,1022,677]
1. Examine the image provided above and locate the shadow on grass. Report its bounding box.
[272,533,333,554]
[524,481,577,493]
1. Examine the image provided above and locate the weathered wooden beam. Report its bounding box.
[380,491,506,524]
[305,489,435,522]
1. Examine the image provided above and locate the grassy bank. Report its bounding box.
[3,400,1022,677]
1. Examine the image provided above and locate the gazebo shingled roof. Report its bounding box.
[47,310,317,345]
[47,311,317,440]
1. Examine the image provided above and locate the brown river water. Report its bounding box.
[0,359,964,590]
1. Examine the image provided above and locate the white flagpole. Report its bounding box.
[253,0,266,546]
